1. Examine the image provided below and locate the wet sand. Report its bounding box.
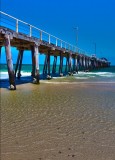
[1,81,115,160]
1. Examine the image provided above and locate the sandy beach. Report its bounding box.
[1,81,115,160]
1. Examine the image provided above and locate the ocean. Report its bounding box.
[0,64,115,82]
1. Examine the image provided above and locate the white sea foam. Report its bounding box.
[0,71,31,79]
[74,71,115,79]
[0,72,8,79]
[21,71,31,76]
[75,77,89,79]
[1,71,115,80]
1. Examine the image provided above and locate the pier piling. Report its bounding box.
[15,50,21,76]
[52,56,57,74]
[0,46,2,58]
[47,51,51,78]
[43,54,48,75]
[31,45,40,84]
[68,53,73,75]
[17,50,23,79]
[15,50,24,79]
[5,35,16,90]
[59,52,63,76]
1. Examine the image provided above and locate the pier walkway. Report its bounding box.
[0,11,110,90]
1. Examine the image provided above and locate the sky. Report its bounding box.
[0,0,115,65]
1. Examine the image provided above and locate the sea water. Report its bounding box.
[0,64,115,82]
[74,66,115,82]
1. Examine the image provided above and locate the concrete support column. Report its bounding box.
[47,51,50,76]
[98,61,101,68]
[65,56,68,73]
[87,58,90,70]
[92,59,95,69]
[81,56,84,71]
[91,60,93,69]
[96,60,98,68]
[86,58,88,70]
[43,54,48,74]
[59,52,63,76]
[83,56,86,71]
[0,46,2,58]
[73,57,76,73]
[79,56,82,70]
[31,44,40,84]
[69,53,73,73]
[78,56,81,70]
[15,50,21,76]
[43,52,51,79]
[97,61,100,68]
[73,55,78,73]
[85,57,87,70]
[89,59,92,69]
[52,56,57,74]
[77,55,80,71]
[31,48,35,77]
[17,50,23,79]
[5,35,16,90]
[94,60,96,68]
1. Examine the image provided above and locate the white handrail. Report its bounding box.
[0,11,81,52]
[0,10,98,59]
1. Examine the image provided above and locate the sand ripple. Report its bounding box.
[1,83,115,160]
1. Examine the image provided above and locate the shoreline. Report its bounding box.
[1,66,115,90]
[1,77,115,92]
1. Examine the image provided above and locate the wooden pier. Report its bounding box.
[0,11,110,90]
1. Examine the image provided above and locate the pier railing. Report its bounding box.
[0,11,89,56]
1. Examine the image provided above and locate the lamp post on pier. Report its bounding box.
[73,27,79,47]
[94,42,96,55]
[73,26,79,73]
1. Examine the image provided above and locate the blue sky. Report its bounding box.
[1,0,115,65]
